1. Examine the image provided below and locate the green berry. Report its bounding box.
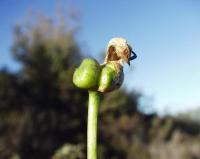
[98,62,124,92]
[73,58,101,89]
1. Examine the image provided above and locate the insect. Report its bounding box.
[128,45,137,61]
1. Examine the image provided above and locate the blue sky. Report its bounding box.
[1,0,200,115]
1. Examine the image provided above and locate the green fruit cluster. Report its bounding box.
[73,58,124,93]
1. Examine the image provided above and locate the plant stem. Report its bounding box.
[87,91,100,159]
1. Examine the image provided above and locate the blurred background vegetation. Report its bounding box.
[1,3,200,159]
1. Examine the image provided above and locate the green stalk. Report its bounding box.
[73,38,136,159]
[87,91,101,159]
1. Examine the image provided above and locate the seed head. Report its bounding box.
[104,37,136,65]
